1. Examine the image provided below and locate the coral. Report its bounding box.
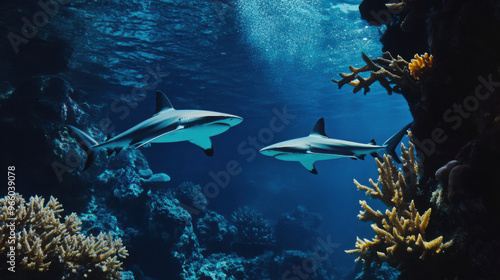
[0,193,128,279]
[332,52,421,109]
[346,142,452,268]
[194,210,236,254]
[408,53,433,80]
[332,52,413,95]
[231,207,274,245]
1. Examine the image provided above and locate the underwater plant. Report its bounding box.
[231,207,274,245]
[346,141,453,268]
[0,193,128,280]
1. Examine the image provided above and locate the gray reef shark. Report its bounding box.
[259,118,412,174]
[68,91,243,170]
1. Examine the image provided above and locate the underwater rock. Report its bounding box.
[359,0,429,59]
[181,253,246,280]
[275,250,331,280]
[194,210,236,255]
[173,182,208,215]
[144,191,201,278]
[447,164,474,207]
[435,160,460,184]
[354,263,399,280]
[275,205,322,252]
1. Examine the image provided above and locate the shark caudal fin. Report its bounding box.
[66,125,99,170]
[383,122,413,164]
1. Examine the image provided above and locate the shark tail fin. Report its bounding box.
[66,125,99,170]
[383,122,412,164]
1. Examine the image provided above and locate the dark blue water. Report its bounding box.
[65,0,412,270]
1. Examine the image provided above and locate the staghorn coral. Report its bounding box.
[0,193,128,279]
[332,52,419,101]
[408,53,433,80]
[346,142,452,268]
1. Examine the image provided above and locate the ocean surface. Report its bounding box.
[5,0,413,276]
[65,0,412,269]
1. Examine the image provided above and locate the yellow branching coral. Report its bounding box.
[332,52,417,95]
[409,53,433,80]
[0,193,128,279]
[346,142,453,268]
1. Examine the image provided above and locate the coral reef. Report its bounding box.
[332,52,420,111]
[0,193,128,279]
[346,142,452,269]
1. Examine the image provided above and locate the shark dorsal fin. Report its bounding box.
[310,118,328,137]
[155,91,174,115]
[368,139,376,145]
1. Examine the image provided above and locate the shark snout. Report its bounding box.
[259,145,281,157]
[221,114,243,127]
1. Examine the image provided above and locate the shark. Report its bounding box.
[67,91,243,170]
[259,118,412,174]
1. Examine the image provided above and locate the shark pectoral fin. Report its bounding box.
[107,147,124,156]
[350,156,358,160]
[299,160,318,175]
[370,152,382,160]
[356,154,366,160]
[189,138,214,157]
